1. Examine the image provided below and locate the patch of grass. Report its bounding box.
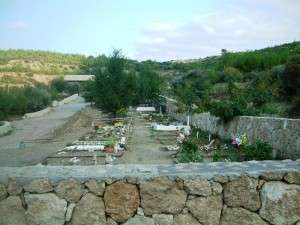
[177,140,203,163]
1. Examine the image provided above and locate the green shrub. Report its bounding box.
[51,78,66,93]
[223,67,242,82]
[212,151,222,162]
[281,54,300,97]
[65,83,79,94]
[0,86,53,120]
[24,87,51,112]
[177,140,203,163]
[116,108,127,117]
[241,140,273,161]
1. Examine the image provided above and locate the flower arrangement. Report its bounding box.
[232,134,248,148]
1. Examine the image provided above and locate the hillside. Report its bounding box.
[158,41,300,119]
[0,49,86,87]
[1,42,299,119]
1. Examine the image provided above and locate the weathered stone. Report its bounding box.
[173,213,201,225]
[221,207,268,225]
[24,178,53,193]
[25,193,67,225]
[0,196,26,225]
[181,207,189,214]
[213,175,228,184]
[140,177,187,215]
[259,181,300,225]
[187,195,223,225]
[224,175,260,211]
[126,176,138,184]
[70,193,106,225]
[152,214,173,225]
[284,171,300,184]
[104,181,140,223]
[258,179,266,189]
[260,171,285,181]
[184,178,212,196]
[137,207,144,216]
[0,184,7,201]
[55,179,84,202]
[85,179,105,196]
[107,217,118,225]
[123,215,155,225]
[211,182,222,195]
[105,178,117,185]
[65,203,76,222]
[7,179,23,195]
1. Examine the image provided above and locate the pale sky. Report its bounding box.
[1,0,300,61]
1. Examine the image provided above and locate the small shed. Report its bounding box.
[64,75,95,82]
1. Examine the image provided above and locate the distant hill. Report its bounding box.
[0,49,87,87]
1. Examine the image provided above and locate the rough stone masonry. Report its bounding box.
[0,161,299,225]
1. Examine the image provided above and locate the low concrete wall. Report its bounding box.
[23,107,53,119]
[0,121,12,136]
[23,94,80,119]
[0,162,299,225]
[58,94,79,106]
[166,101,300,159]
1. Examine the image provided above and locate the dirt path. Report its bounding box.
[118,115,174,164]
[0,97,91,166]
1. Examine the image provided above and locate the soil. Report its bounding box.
[117,115,174,164]
[0,97,94,166]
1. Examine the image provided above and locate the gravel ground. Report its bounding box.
[0,97,90,166]
[117,115,174,164]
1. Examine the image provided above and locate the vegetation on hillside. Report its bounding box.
[168,41,300,120]
[0,49,85,65]
[1,41,299,120]
[0,49,86,75]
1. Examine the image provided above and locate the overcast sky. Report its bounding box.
[0,0,299,61]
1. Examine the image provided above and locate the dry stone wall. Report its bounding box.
[0,161,299,225]
[166,100,300,159]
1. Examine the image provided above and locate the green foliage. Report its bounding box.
[168,42,300,118]
[212,151,222,162]
[92,50,135,115]
[0,49,85,65]
[116,108,128,117]
[241,140,273,161]
[219,42,300,72]
[177,140,203,163]
[23,87,51,112]
[281,54,300,97]
[84,50,162,115]
[0,86,52,120]
[222,67,242,82]
[136,65,162,104]
[51,78,66,93]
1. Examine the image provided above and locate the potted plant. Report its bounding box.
[104,140,115,153]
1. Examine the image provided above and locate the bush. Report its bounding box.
[281,54,300,97]
[23,87,51,112]
[223,67,242,82]
[241,140,273,161]
[210,97,250,123]
[0,86,52,120]
[51,78,66,93]
[177,140,203,163]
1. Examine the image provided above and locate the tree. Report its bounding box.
[93,50,131,116]
[137,65,161,104]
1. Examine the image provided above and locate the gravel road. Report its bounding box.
[0,96,89,166]
[117,116,174,164]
